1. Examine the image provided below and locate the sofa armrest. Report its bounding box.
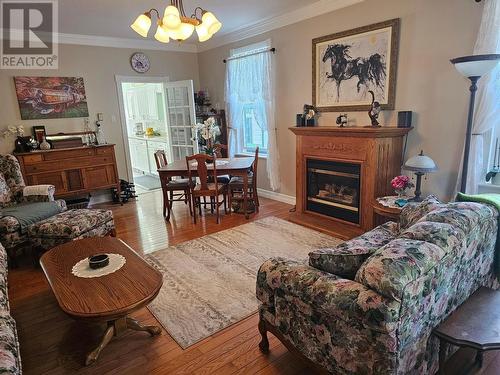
[21,185,55,202]
[257,258,400,333]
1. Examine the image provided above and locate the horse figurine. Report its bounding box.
[322,44,386,102]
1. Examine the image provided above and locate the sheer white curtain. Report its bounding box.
[225,49,281,191]
[457,0,500,194]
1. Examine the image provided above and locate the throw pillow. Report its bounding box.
[399,195,442,229]
[309,221,399,279]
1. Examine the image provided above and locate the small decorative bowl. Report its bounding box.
[88,254,109,269]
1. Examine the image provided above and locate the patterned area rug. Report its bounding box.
[145,216,342,348]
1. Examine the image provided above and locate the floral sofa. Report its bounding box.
[256,196,498,374]
[0,242,21,374]
[0,155,66,265]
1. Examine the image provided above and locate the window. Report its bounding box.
[227,40,272,156]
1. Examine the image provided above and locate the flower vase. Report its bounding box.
[40,137,51,150]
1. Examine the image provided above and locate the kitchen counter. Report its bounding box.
[128,135,168,143]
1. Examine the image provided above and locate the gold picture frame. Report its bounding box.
[312,18,400,112]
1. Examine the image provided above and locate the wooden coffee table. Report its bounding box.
[40,237,163,366]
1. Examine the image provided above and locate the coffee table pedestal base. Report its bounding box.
[85,316,161,366]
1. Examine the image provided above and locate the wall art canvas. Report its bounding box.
[14,76,89,120]
[313,19,400,112]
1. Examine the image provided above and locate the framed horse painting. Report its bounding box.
[313,18,400,112]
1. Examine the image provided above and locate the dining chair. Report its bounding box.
[211,143,230,184]
[186,153,228,224]
[228,147,259,214]
[154,150,192,221]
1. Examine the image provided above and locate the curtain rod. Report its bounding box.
[223,48,276,63]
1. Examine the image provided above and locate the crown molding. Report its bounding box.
[197,0,364,52]
[1,29,198,53]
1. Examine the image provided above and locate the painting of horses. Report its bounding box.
[313,19,400,112]
[14,76,89,120]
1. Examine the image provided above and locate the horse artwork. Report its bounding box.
[313,19,400,112]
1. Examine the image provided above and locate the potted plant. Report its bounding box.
[391,175,414,197]
[193,117,221,157]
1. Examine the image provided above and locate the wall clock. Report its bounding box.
[130,52,150,73]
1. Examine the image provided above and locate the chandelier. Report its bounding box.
[131,0,222,43]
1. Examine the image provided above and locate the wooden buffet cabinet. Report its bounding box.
[15,144,120,199]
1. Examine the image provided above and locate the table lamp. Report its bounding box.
[403,150,438,201]
[450,54,500,193]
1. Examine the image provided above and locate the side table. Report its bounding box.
[372,196,404,226]
[433,287,500,374]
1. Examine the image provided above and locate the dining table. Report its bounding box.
[157,157,254,219]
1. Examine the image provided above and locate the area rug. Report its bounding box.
[145,216,342,348]
[134,175,161,191]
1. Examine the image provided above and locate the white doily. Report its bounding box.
[71,253,126,278]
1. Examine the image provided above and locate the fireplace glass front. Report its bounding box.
[306,159,361,224]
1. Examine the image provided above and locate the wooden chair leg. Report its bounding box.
[223,192,228,214]
[216,197,220,224]
[192,195,197,224]
[186,190,193,216]
[228,188,232,214]
[210,197,214,214]
[166,190,174,221]
[199,197,202,215]
[162,189,168,217]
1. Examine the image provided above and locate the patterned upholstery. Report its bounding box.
[28,209,115,251]
[256,199,499,374]
[309,221,399,279]
[0,243,21,374]
[0,154,66,259]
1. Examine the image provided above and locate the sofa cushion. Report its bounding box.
[399,221,465,253]
[28,209,113,239]
[309,222,399,279]
[399,195,442,229]
[355,238,446,301]
[0,174,12,207]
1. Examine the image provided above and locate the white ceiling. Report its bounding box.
[58,0,320,40]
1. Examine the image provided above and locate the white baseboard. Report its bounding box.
[257,188,296,205]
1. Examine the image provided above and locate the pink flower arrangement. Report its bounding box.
[391,175,414,196]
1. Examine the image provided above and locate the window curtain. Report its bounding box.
[225,50,281,191]
[456,0,500,194]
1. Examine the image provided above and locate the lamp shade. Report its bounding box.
[154,24,170,43]
[202,11,222,35]
[450,54,500,78]
[163,5,181,29]
[168,22,195,41]
[195,23,212,42]
[403,150,438,173]
[131,13,152,37]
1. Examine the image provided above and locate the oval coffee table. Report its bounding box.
[40,236,163,366]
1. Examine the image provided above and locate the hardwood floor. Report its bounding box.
[7,190,500,374]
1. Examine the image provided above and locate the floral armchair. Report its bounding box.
[0,155,66,264]
[256,197,499,374]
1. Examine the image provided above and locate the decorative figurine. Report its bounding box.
[367,90,381,127]
[336,114,348,127]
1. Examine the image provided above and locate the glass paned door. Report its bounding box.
[165,80,197,161]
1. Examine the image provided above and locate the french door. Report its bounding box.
[164,80,198,161]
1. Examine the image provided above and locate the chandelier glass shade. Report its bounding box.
[131,0,222,43]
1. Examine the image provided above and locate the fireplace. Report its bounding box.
[306,159,360,224]
[289,126,411,239]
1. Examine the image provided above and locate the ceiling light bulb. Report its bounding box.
[202,11,222,35]
[163,5,181,29]
[131,13,152,37]
[154,24,170,43]
[195,23,212,42]
[168,22,195,41]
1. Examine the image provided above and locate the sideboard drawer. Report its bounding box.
[21,154,44,164]
[43,148,95,161]
[95,146,114,155]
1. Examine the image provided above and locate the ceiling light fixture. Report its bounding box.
[131,0,222,43]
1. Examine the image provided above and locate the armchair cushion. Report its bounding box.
[400,195,442,229]
[309,222,399,279]
[0,175,12,206]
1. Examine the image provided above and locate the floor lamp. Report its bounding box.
[450,54,500,193]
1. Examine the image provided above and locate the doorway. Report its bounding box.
[116,76,197,195]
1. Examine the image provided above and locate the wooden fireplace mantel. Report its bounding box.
[289,126,412,240]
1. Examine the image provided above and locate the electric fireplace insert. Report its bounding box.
[306,159,361,224]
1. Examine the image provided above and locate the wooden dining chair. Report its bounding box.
[210,143,230,184]
[228,147,259,213]
[154,150,192,221]
[186,153,228,224]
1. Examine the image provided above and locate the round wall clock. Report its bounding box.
[130,52,150,73]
